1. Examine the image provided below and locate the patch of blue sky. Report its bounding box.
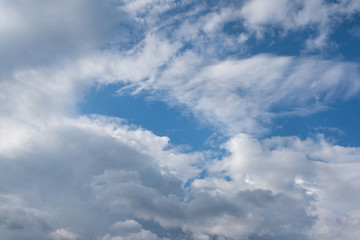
[203,0,244,8]
[223,20,246,36]
[79,83,215,151]
[245,14,360,60]
[268,98,360,147]
[245,28,317,56]
[98,21,145,52]
[216,11,360,147]
[251,15,360,145]
[223,21,311,58]
[330,13,360,61]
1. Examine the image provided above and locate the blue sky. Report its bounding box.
[1,0,360,239]
[80,84,215,151]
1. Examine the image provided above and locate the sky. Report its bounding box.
[0,0,360,239]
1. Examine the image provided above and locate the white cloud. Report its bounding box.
[0,56,359,239]
[109,219,142,233]
[90,167,315,239]
[239,0,360,50]
[214,133,360,202]
[49,228,80,240]
[120,0,175,25]
[0,0,131,76]
[0,114,192,238]
[0,0,360,239]
[240,0,292,28]
[100,230,160,240]
[2,112,359,239]
[2,0,359,138]
[204,133,360,238]
[135,53,360,135]
[100,219,162,240]
[310,209,360,240]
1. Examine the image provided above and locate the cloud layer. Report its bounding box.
[1,0,360,239]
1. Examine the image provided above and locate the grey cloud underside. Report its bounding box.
[1,0,360,239]
[0,118,318,240]
[1,117,359,239]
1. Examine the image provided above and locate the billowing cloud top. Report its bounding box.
[1,0,360,239]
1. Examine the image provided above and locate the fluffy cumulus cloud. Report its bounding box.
[99,219,161,240]
[1,0,360,239]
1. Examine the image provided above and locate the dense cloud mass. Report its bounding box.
[0,0,360,239]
